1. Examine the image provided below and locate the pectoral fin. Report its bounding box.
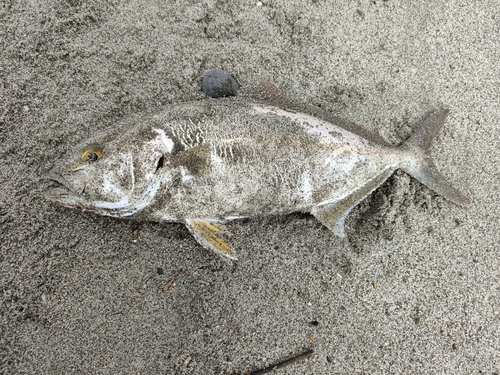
[312,168,394,237]
[185,218,237,260]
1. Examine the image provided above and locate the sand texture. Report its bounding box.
[1,1,499,374]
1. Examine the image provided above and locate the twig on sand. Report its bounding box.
[162,270,183,292]
[242,349,314,375]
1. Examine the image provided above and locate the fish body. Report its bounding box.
[45,86,471,260]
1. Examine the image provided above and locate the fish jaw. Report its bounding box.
[44,164,173,218]
[44,186,133,216]
[44,186,88,210]
[44,179,113,214]
[44,183,149,217]
[43,167,90,209]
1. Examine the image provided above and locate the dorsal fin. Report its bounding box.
[245,80,390,146]
[324,115,391,146]
[245,80,296,108]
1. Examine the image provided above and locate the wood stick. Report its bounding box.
[242,349,314,375]
[161,270,183,292]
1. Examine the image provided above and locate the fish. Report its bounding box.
[44,82,471,261]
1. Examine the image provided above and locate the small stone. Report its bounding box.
[201,69,240,98]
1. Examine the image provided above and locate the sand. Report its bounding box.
[1,1,499,374]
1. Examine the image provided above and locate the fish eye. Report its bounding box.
[81,144,103,162]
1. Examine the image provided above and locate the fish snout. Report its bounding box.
[43,168,87,195]
[43,186,71,203]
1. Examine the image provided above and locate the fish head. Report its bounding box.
[44,127,174,217]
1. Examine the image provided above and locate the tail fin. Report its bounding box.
[400,109,472,207]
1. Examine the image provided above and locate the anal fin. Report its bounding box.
[312,168,394,237]
[185,218,237,260]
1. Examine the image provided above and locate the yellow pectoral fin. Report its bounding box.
[186,219,236,260]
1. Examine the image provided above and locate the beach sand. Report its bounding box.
[1,1,499,373]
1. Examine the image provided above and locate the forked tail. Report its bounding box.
[400,109,472,207]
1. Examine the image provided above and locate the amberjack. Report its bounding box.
[45,82,471,260]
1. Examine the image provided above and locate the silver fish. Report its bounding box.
[44,82,471,260]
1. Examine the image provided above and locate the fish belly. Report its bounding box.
[157,141,396,221]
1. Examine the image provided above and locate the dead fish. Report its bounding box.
[44,82,471,260]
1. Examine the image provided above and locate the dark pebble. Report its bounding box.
[201,69,240,98]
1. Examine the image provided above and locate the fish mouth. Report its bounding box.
[43,169,87,205]
[43,164,164,217]
[44,168,87,191]
[44,186,75,201]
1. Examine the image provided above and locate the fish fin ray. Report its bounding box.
[400,109,472,207]
[402,108,450,152]
[245,80,299,109]
[312,168,394,237]
[185,218,237,261]
[327,116,391,146]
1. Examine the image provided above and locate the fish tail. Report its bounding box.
[400,109,472,207]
